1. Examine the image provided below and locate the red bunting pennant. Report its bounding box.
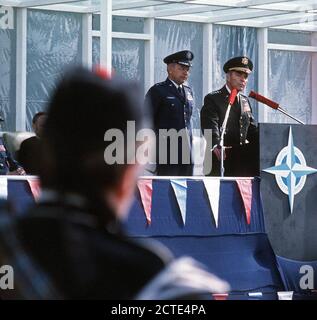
[212,293,228,300]
[27,178,41,201]
[236,179,253,225]
[137,179,153,225]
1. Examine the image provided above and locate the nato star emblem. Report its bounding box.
[263,126,317,213]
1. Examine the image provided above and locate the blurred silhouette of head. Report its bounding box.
[41,66,147,222]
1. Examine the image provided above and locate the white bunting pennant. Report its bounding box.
[203,179,220,227]
[0,177,8,199]
[170,179,187,225]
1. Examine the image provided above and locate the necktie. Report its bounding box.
[178,86,184,98]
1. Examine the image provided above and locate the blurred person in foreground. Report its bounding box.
[11,66,228,299]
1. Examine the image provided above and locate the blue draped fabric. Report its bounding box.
[276,255,317,293]
[124,177,284,293]
[7,180,35,215]
[139,234,284,293]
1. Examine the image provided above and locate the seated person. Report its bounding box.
[12,67,228,299]
[0,137,25,175]
[17,112,47,175]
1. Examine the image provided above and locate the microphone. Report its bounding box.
[249,91,279,110]
[229,88,238,105]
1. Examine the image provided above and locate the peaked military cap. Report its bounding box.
[223,56,253,74]
[163,50,194,67]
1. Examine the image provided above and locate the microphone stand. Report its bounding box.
[219,102,232,177]
[217,88,237,177]
[275,106,305,125]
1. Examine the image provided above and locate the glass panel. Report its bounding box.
[92,36,100,65]
[267,50,311,124]
[0,10,16,131]
[112,38,145,96]
[154,19,203,129]
[26,9,82,130]
[93,14,144,33]
[92,13,100,31]
[92,37,145,95]
[268,29,312,46]
[213,24,258,120]
[113,16,144,33]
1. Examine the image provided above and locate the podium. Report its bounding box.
[259,123,317,261]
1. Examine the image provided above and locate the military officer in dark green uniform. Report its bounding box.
[201,56,259,177]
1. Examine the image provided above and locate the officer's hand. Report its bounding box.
[212,145,232,161]
[213,146,223,161]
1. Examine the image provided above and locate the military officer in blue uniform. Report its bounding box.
[201,56,259,177]
[145,50,194,176]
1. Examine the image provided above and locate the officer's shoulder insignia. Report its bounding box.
[184,85,193,92]
[186,92,194,101]
[210,90,221,95]
[184,84,192,92]
[155,81,165,87]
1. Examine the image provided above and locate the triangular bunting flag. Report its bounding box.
[236,179,253,225]
[170,179,187,225]
[27,179,41,201]
[277,291,293,300]
[203,179,221,228]
[212,293,228,300]
[0,177,8,199]
[137,179,153,225]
